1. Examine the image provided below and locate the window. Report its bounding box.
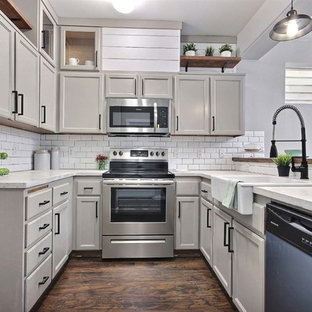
[285,67,312,104]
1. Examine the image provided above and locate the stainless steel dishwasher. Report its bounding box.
[266,202,312,312]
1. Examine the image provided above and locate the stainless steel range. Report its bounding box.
[102,148,175,259]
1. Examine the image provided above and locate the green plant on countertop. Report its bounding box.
[205,46,214,56]
[273,153,292,167]
[183,43,197,54]
[0,152,9,176]
[219,43,233,53]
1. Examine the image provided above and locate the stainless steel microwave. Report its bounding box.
[107,98,170,136]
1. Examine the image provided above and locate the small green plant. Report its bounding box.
[183,43,197,54]
[219,43,233,53]
[0,151,9,176]
[205,46,214,56]
[273,154,292,167]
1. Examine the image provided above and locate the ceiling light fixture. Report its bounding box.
[270,0,312,41]
[112,0,136,14]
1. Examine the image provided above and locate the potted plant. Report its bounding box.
[0,152,9,176]
[219,43,233,57]
[273,153,292,177]
[205,46,214,56]
[183,43,197,56]
[96,154,108,170]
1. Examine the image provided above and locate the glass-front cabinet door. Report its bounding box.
[39,4,56,65]
[111,188,166,223]
[60,26,101,71]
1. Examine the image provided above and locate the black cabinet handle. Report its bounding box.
[95,50,98,68]
[212,116,215,131]
[39,223,49,231]
[178,201,181,218]
[55,213,60,235]
[39,200,50,206]
[96,201,98,218]
[134,79,137,96]
[38,247,50,256]
[201,189,208,193]
[223,222,229,247]
[176,116,179,131]
[41,105,46,124]
[99,114,102,130]
[84,187,93,190]
[38,276,49,286]
[41,30,46,49]
[12,91,18,113]
[60,191,68,196]
[207,208,211,228]
[18,94,24,116]
[228,227,234,253]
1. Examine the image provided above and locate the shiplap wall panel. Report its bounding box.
[285,68,312,104]
[102,27,180,72]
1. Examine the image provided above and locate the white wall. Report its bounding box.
[237,39,312,156]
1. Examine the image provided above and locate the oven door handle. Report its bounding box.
[103,180,175,186]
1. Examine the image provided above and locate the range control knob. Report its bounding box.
[119,151,123,156]
[113,151,117,156]
[161,151,165,157]
[150,151,154,156]
[156,152,159,156]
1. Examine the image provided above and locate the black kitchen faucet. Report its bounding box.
[270,104,308,179]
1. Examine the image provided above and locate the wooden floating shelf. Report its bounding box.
[0,0,32,29]
[180,56,241,73]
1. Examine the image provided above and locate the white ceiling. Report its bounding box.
[49,0,265,36]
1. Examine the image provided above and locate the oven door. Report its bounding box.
[103,180,175,235]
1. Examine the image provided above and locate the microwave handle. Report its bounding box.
[154,102,158,132]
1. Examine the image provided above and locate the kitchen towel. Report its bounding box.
[222,179,240,210]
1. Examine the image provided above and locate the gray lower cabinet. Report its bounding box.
[232,220,265,312]
[15,33,40,127]
[210,75,244,135]
[175,196,199,249]
[40,57,56,132]
[0,14,15,119]
[59,72,104,133]
[200,198,213,265]
[212,206,232,296]
[76,196,100,250]
[174,75,210,135]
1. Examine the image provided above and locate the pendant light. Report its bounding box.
[270,0,312,41]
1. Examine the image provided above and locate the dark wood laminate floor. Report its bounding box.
[38,253,235,312]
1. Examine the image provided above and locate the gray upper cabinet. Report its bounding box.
[40,57,56,132]
[59,72,104,133]
[60,26,101,71]
[141,75,173,99]
[105,74,138,98]
[0,15,14,119]
[210,75,244,136]
[39,2,56,66]
[15,33,40,127]
[174,75,210,135]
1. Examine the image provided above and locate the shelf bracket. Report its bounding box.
[185,61,189,72]
[221,61,230,73]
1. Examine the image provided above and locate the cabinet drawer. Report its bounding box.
[53,183,70,205]
[26,188,52,220]
[25,232,52,276]
[25,254,52,312]
[201,181,212,202]
[25,210,52,248]
[176,179,200,196]
[77,180,101,195]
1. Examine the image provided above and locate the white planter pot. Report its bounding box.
[185,50,196,56]
[220,50,232,57]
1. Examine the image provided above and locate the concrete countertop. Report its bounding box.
[254,186,312,215]
[0,170,106,189]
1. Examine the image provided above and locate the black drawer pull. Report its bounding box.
[39,223,49,231]
[207,208,212,228]
[60,191,68,196]
[39,200,50,206]
[38,247,50,256]
[201,190,208,193]
[55,213,60,235]
[84,187,94,190]
[223,222,229,247]
[96,201,98,218]
[178,202,181,218]
[228,227,234,253]
[38,276,49,286]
